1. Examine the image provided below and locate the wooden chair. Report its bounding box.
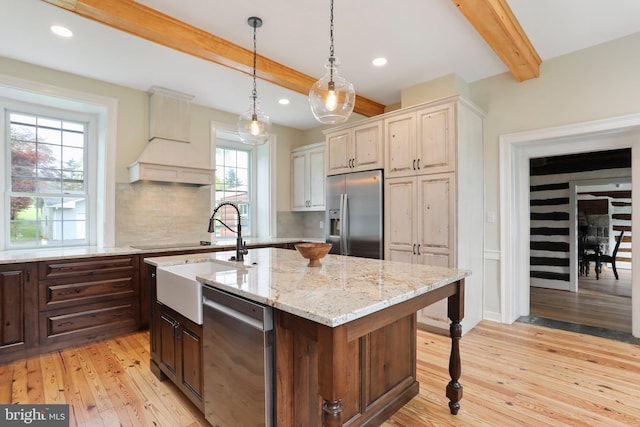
[584,231,624,280]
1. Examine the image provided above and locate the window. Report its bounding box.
[213,142,254,237]
[6,110,91,248]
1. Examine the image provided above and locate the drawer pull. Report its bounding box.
[113,283,130,289]
[58,321,74,327]
[113,311,129,317]
[58,288,82,296]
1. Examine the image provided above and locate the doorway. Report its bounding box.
[528,156,632,332]
[499,113,640,338]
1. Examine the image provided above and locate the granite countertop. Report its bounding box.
[146,247,470,327]
[0,237,320,264]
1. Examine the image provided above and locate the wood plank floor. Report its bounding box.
[2,321,640,426]
[531,267,632,332]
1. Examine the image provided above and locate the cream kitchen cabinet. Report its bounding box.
[291,142,326,211]
[384,96,484,333]
[385,103,455,179]
[385,174,455,267]
[325,120,383,175]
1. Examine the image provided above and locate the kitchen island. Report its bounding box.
[146,247,469,426]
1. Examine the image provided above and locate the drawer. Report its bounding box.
[39,298,139,346]
[39,272,138,310]
[39,255,138,280]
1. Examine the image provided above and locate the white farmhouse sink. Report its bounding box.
[156,260,240,324]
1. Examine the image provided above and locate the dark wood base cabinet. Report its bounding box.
[150,302,203,411]
[0,255,141,364]
[148,265,203,411]
[0,263,38,364]
[275,311,418,426]
[37,255,140,353]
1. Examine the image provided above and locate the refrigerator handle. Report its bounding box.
[341,193,348,255]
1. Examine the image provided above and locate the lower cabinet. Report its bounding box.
[385,174,455,331]
[37,255,141,351]
[149,266,203,411]
[0,263,38,363]
[276,310,417,426]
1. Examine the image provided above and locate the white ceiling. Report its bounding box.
[1,0,640,130]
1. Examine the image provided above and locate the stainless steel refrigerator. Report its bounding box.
[325,169,383,259]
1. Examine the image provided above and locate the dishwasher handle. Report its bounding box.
[203,296,266,331]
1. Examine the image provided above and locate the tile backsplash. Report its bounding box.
[115,182,325,246]
[276,211,325,238]
[115,182,211,246]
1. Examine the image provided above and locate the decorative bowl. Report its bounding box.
[295,242,333,267]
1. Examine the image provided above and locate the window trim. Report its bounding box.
[0,74,117,250]
[2,100,98,249]
[214,135,257,237]
[210,121,275,239]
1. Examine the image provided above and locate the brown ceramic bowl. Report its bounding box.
[295,242,333,267]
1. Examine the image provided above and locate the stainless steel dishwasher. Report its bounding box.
[202,285,274,427]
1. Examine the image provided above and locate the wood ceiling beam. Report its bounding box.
[41,0,386,118]
[451,0,541,81]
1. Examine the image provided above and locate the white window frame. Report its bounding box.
[0,74,117,250]
[4,101,97,248]
[210,121,275,240]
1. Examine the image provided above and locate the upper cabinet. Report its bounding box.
[385,103,455,179]
[291,142,326,211]
[325,121,383,175]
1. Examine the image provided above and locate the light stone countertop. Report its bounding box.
[146,247,470,327]
[0,237,320,264]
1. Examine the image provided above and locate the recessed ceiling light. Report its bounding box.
[51,25,73,38]
[278,98,290,105]
[372,57,387,67]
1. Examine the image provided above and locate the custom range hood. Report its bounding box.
[128,86,215,185]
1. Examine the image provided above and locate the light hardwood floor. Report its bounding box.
[2,321,639,426]
[531,267,632,332]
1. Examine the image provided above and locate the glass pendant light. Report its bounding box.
[238,17,270,145]
[309,0,355,124]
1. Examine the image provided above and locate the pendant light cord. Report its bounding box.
[328,0,335,82]
[329,0,335,59]
[252,19,258,117]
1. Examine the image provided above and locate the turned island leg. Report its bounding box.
[447,279,465,415]
[318,325,348,426]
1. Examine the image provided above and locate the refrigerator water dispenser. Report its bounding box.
[328,209,341,237]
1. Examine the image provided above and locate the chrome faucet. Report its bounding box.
[208,202,248,262]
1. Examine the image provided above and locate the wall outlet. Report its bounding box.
[319,220,324,230]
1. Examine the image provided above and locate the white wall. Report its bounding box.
[470,32,640,318]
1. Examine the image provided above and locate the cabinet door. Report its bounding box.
[353,121,383,171]
[291,151,308,210]
[159,307,179,379]
[0,264,37,356]
[416,254,451,327]
[416,173,455,255]
[384,177,416,259]
[180,325,203,398]
[326,130,351,175]
[416,173,455,328]
[385,112,416,178]
[416,104,455,174]
[308,147,326,210]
